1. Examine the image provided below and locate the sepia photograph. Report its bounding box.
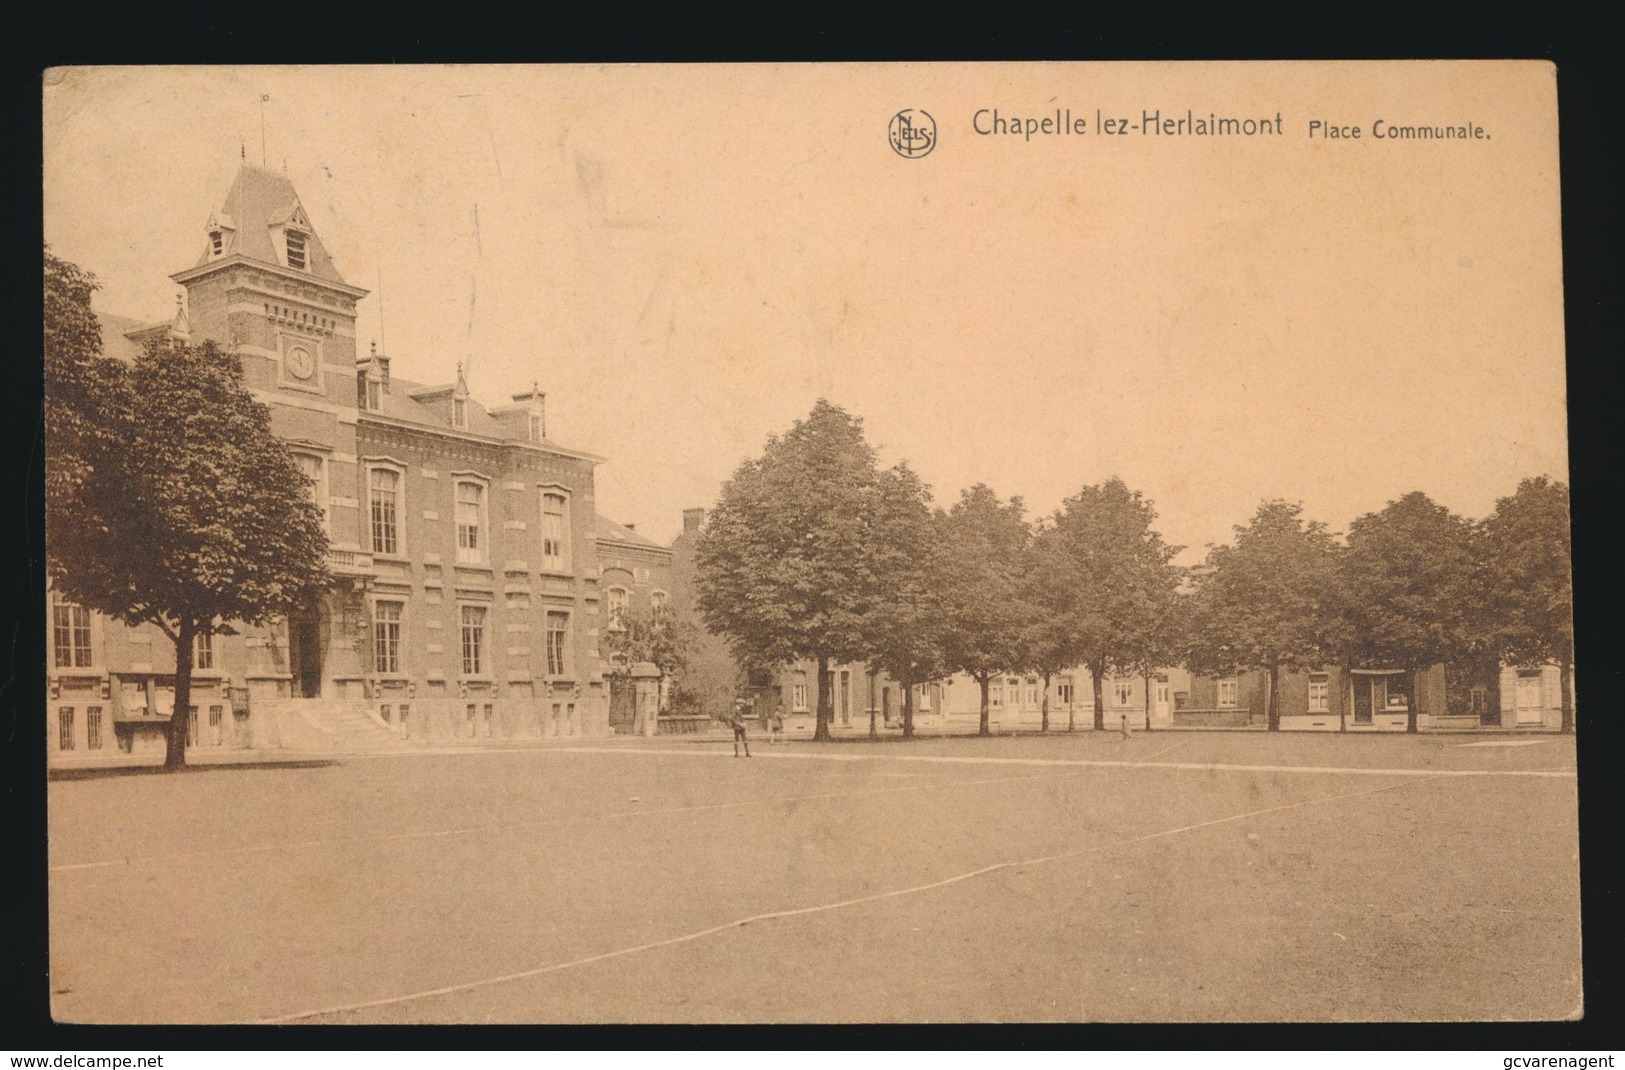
[41,62,1579,1025]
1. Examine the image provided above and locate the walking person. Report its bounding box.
[1119,710,1131,742]
[729,699,752,758]
[770,701,785,744]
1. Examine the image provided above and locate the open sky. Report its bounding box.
[42,63,1567,558]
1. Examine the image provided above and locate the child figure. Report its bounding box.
[730,699,752,758]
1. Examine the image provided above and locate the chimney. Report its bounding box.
[624,523,636,533]
[683,508,705,534]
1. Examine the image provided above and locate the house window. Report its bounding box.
[209,705,224,746]
[1217,678,1239,708]
[453,398,467,428]
[374,601,403,674]
[1468,686,1490,715]
[792,675,808,712]
[455,481,486,564]
[87,706,103,750]
[460,605,486,676]
[990,685,1003,708]
[293,453,326,530]
[53,601,93,668]
[919,685,932,711]
[210,230,223,256]
[529,414,544,442]
[370,468,401,555]
[1308,673,1330,713]
[1113,680,1133,706]
[285,229,307,270]
[194,631,214,671]
[58,707,75,750]
[1057,678,1074,706]
[365,377,381,411]
[541,493,569,571]
[606,587,629,630]
[650,590,668,611]
[545,611,569,676]
[1028,685,1039,707]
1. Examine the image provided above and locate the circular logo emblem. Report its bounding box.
[889,109,936,159]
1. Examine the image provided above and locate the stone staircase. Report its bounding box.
[263,699,402,753]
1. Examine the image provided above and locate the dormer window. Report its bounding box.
[285,229,307,271]
[453,398,467,428]
[209,230,223,256]
[529,414,543,442]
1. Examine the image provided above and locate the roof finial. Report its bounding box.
[371,340,378,357]
[240,139,246,161]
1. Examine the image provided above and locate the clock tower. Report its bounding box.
[169,163,374,697]
[170,163,369,400]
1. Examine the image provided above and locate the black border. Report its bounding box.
[11,23,1621,1053]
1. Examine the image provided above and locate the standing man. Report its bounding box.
[730,699,752,758]
[770,700,785,744]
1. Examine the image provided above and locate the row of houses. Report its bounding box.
[663,510,1571,738]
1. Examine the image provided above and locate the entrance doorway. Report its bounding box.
[1515,671,1546,725]
[287,597,325,698]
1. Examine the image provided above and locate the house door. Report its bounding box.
[1515,673,1545,725]
[1154,680,1170,723]
[287,603,324,699]
[1352,676,1378,725]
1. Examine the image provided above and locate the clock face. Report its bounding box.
[287,346,315,380]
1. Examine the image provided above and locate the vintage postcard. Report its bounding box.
[42,62,1576,1024]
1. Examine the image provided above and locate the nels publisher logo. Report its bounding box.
[889,109,936,159]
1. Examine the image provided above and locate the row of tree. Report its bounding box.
[692,401,1575,738]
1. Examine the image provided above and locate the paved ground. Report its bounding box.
[47,731,1581,1024]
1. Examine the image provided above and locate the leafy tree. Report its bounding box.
[1480,476,1574,732]
[862,464,945,739]
[45,247,129,545]
[601,603,700,707]
[1186,500,1340,730]
[45,251,329,768]
[1339,491,1477,734]
[937,485,1032,736]
[1041,478,1182,731]
[1022,520,1087,732]
[694,400,912,741]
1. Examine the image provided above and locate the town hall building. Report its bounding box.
[48,162,670,762]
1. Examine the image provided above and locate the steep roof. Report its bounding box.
[595,514,664,549]
[194,165,349,285]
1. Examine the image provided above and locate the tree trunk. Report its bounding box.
[813,656,831,741]
[1040,671,1051,733]
[868,669,878,740]
[1267,663,1281,732]
[902,682,915,739]
[165,618,197,770]
[1091,662,1106,732]
[978,673,991,737]
[1067,681,1075,732]
[1143,667,1154,732]
[1560,658,1574,734]
[1406,666,1419,734]
[1339,665,1349,733]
